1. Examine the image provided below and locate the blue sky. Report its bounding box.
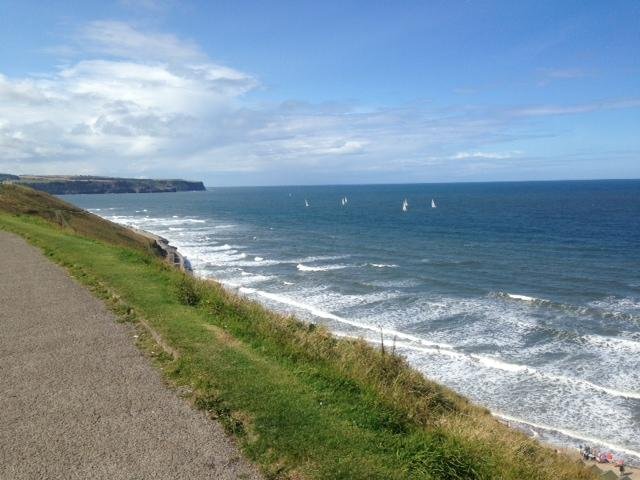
[0,0,638,185]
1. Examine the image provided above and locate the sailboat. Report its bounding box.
[341,196,348,206]
[305,199,310,207]
[431,198,437,208]
[402,198,409,212]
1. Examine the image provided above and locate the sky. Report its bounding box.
[0,0,638,186]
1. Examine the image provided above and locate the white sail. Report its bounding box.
[402,198,408,212]
[431,198,437,208]
[344,196,348,204]
[305,199,309,207]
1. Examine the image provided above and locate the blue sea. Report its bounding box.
[66,180,640,462]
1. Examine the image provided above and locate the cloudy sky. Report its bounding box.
[1,0,638,186]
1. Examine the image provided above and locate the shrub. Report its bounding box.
[175,274,204,306]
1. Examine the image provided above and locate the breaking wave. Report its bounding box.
[296,263,349,272]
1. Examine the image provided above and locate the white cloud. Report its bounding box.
[0,18,514,181]
[0,23,263,174]
[512,99,640,117]
[2,21,638,184]
[452,151,521,160]
[536,68,588,86]
[78,20,204,62]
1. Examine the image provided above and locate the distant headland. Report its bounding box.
[0,174,206,195]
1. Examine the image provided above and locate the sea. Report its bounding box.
[65,180,640,463]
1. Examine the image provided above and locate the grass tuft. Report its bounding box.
[175,273,205,306]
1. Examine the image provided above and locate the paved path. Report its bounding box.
[0,231,262,480]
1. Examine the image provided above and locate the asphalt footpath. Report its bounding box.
[0,231,262,480]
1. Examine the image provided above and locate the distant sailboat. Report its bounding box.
[305,199,310,207]
[341,196,348,206]
[402,198,409,212]
[431,198,437,208]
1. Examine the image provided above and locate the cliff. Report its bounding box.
[2,175,205,194]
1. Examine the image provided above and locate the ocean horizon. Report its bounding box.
[66,179,640,464]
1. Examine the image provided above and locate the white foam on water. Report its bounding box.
[237,287,453,349]
[506,293,541,302]
[588,296,640,322]
[210,244,234,251]
[584,334,640,354]
[233,271,273,285]
[369,263,399,268]
[254,256,264,262]
[232,259,283,267]
[290,286,403,314]
[296,263,349,272]
[291,255,351,263]
[105,215,208,228]
[364,278,422,289]
[486,361,640,399]
[470,355,530,373]
[340,324,640,399]
[494,412,640,459]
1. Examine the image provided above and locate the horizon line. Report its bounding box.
[202,177,640,189]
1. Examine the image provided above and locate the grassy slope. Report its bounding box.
[0,187,595,480]
[0,184,156,252]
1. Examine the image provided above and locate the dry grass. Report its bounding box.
[0,184,155,252]
[176,273,595,479]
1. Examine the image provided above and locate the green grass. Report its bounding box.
[0,188,596,480]
[0,184,157,252]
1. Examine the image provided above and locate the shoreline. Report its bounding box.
[0,196,624,479]
[132,227,192,273]
[129,223,640,471]
[129,225,640,470]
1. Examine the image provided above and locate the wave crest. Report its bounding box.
[297,263,348,272]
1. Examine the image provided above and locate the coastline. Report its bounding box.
[128,223,640,473]
[132,227,192,273]
[0,198,614,478]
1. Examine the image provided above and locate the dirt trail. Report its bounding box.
[0,231,262,480]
